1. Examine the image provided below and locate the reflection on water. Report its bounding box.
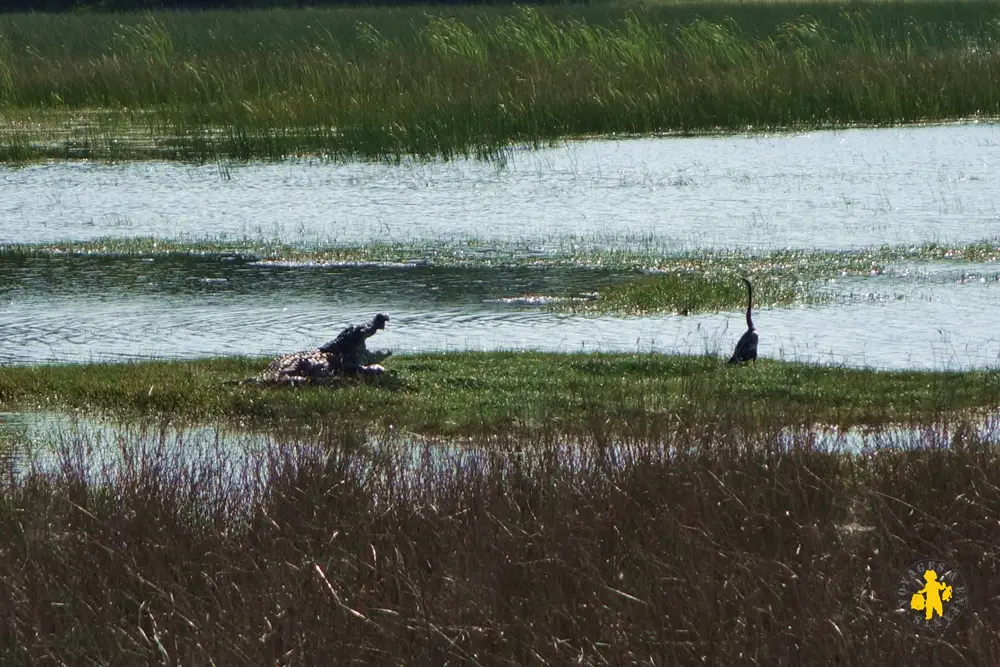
[4,123,1000,250]
[777,419,1000,452]
[0,410,270,475]
[0,411,482,483]
[0,252,621,303]
[2,410,994,483]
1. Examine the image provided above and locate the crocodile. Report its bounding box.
[234,313,392,387]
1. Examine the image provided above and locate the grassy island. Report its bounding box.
[0,351,998,435]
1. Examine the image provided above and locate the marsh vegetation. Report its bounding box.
[3,3,1000,662]
[4,213,999,664]
[2,414,998,664]
[4,235,997,320]
[3,2,1000,161]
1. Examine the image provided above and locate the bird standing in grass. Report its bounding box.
[728,277,759,365]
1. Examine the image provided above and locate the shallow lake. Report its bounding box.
[3,122,1000,370]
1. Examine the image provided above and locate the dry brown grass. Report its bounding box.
[0,418,998,665]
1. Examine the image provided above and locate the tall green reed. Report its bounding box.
[2,4,1000,162]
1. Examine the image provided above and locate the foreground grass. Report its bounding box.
[2,424,998,664]
[1,352,998,436]
[3,3,1000,162]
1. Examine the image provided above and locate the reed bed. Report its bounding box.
[2,3,1000,161]
[1,419,998,664]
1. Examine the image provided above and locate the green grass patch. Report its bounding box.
[0,352,997,438]
[3,3,1000,162]
[558,270,804,315]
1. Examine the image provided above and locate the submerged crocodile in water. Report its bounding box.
[233,313,393,387]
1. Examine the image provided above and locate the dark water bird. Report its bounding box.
[727,277,759,365]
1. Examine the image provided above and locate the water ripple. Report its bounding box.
[3,126,1000,369]
[4,123,1000,250]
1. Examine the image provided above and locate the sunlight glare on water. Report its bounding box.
[3,122,1000,249]
[1,261,998,370]
[3,123,1000,370]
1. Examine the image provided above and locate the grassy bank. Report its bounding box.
[2,424,998,664]
[3,2,1000,162]
[1,352,999,436]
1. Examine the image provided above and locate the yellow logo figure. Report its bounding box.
[896,560,968,631]
[909,569,952,621]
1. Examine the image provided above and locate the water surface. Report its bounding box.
[5,122,1000,249]
[3,123,1000,370]
[3,410,992,481]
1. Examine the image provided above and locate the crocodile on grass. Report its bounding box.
[232,313,392,387]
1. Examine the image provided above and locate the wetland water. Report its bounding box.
[3,122,1000,370]
[2,410,990,477]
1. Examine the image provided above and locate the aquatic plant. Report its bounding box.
[2,4,1000,162]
